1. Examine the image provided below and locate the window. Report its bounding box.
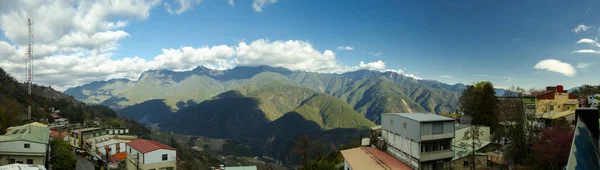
[558,105,560,109]
[463,160,469,167]
[24,143,30,148]
[403,122,406,129]
[390,119,393,125]
[8,159,15,164]
[129,148,131,153]
[550,105,554,111]
[27,159,33,164]
[162,154,168,161]
[432,123,443,134]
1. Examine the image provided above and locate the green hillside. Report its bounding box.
[66,66,462,124]
[292,94,376,129]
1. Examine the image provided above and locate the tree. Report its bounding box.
[504,86,527,97]
[459,81,498,129]
[291,135,311,166]
[50,139,77,170]
[530,118,574,170]
[496,97,535,165]
[457,125,484,170]
[0,95,23,132]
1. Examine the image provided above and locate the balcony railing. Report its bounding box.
[420,149,454,161]
[421,133,454,141]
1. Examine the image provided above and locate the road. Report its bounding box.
[75,154,95,170]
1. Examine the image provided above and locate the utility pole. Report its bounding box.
[26,18,33,131]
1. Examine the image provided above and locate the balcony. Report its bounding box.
[420,149,454,161]
[421,133,454,141]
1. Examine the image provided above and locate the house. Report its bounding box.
[96,138,135,160]
[583,94,600,108]
[69,127,131,149]
[340,147,411,170]
[532,85,579,126]
[452,125,500,170]
[48,131,69,141]
[126,139,177,170]
[381,113,455,170]
[213,166,258,170]
[0,122,50,167]
[0,164,46,170]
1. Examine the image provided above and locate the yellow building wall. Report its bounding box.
[535,92,578,115]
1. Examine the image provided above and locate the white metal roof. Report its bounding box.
[384,113,455,122]
[0,164,46,170]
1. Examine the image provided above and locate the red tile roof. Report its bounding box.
[341,147,411,170]
[127,139,175,153]
[109,152,127,162]
[49,131,58,137]
[50,113,61,119]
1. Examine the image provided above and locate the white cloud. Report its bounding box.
[573,49,600,54]
[235,39,341,73]
[533,59,576,77]
[252,0,278,12]
[164,0,202,15]
[337,46,354,51]
[152,45,235,71]
[572,24,592,33]
[576,63,592,69]
[365,51,383,56]
[0,1,420,90]
[440,75,453,78]
[358,60,385,70]
[228,0,235,7]
[576,38,600,47]
[404,74,422,80]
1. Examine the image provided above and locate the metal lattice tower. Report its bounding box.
[26,19,33,121]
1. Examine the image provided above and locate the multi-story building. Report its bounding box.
[69,127,130,149]
[532,85,579,126]
[126,139,177,170]
[0,122,49,167]
[381,113,455,170]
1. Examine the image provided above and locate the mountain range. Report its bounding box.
[65,65,466,124]
[64,65,471,161]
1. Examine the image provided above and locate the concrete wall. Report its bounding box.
[0,155,45,166]
[420,121,454,136]
[126,145,144,164]
[142,160,177,170]
[0,141,46,154]
[144,149,176,164]
[382,114,422,141]
[98,142,127,155]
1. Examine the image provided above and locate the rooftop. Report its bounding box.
[0,164,46,170]
[127,139,175,153]
[384,113,455,122]
[340,147,411,170]
[0,122,49,144]
[70,127,102,133]
[96,139,134,148]
[221,166,257,170]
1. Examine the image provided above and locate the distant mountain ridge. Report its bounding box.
[65,65,466,123]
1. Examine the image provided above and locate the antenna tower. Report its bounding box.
[27,19,33,121]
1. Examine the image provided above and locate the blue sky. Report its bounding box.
[0,0,599,90]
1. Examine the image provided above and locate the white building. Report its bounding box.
[126,139,177,170]
[381,113,455,170]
